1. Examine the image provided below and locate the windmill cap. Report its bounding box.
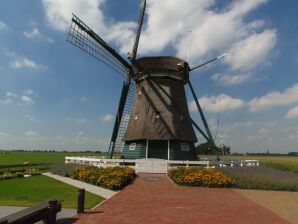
[131,56,189,83]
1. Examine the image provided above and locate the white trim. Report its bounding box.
[146,139,148,159]
[167,140,170,160]
[129,143,136,151]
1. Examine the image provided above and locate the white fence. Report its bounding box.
[65,157,259,174]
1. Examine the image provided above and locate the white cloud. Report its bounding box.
[10,58,39,69]
[24,28,40,39]
[42,0,134,53]
[0,132,11,139]
[249,83,298,112]
[73,131,88,142]
[80,97,89,102]
[211,73,253,85]
[65,117,88,124]
[258,128,269,134]
[0,21,8,30]
[225,29,277,71]
[286,106,298,119]
[24,131,40,138]
[24,115,36,122]
[189,94,245,113]
[101,114,114,122]
[42,0,273,63]
[21,95,34,105]
[0,98,13,105]
[6,91,18,98]
[24,89,35,96]
[24,27,54,43]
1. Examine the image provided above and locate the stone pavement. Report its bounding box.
[44,173,117,199]
[0,206,77,223]
[73,174,290,224]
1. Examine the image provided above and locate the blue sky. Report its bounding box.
[0,0,297,153]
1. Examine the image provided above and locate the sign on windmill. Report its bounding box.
[67,0,225,161]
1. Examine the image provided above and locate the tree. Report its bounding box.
[196,142,231,155]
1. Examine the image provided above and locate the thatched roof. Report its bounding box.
[131,56,189,83]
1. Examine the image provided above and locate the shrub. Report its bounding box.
[1,172,14,180]
[168,167,234,187]
[71,166,136,190]
[15,172,24,178]
[25,168,41,176]
[50,163,79,177]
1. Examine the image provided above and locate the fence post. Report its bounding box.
[77,188,85,214]
[48,200,58,224]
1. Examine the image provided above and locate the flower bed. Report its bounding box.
[0,172,24,180]
[71,166,136,190]
[168,167,234,187]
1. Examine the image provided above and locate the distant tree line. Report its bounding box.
[195,142,231,155]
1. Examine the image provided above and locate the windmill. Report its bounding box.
[67,0,224,160]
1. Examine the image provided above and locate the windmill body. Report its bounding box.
[67,0,221,161]
[122,57,197,160]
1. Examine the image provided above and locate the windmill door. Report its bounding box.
[148,141,168,160]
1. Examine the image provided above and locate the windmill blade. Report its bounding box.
[188,80,215,146]
[130,0,146,60]
[108,80,136,158]
[189,53,226,72]
[67,14,131,78]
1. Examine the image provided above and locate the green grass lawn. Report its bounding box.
[221,166,298,191]
[0,151,104,165]
[221,155,298,173]
[0,175,104,208]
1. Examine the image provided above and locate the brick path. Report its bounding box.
[74,174,290,224]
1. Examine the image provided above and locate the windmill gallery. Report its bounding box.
[67,0,225,161]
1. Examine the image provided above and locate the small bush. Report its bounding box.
[168,167,234,187]
[50,163,79,177]
[25,168,41,176]
[15,172,24,178]
[1,172,14,180]
[71,166,136,190]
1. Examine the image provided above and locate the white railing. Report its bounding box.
[65,157,259,173]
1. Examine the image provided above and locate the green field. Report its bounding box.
[0,175,104,208]
[222,155,298,173]
[0,151,104,165]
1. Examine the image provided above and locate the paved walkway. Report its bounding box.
[74,174,290,224]
[44,173,117,199]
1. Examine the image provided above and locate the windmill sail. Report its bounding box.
[108,80,136,157]
[67,14,131,78]
[130,0,147,60]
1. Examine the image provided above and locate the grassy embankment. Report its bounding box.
[0,175,104,208]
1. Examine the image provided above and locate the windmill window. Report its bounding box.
[134,114,138,120]
[129,143,137,151]
[138,90,142,95]
[156,112,160,119]
[180,143,190,151]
